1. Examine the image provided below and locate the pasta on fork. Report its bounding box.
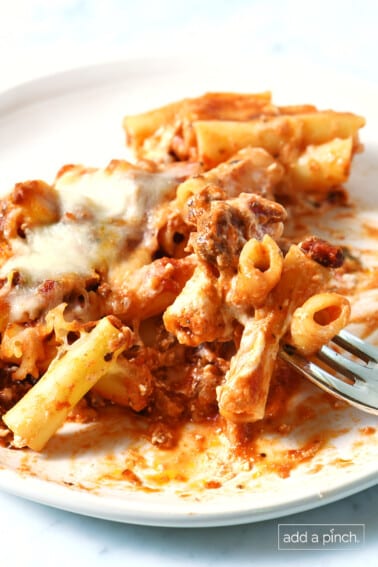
[0,91,365,453]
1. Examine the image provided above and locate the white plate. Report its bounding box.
[0,57,377,527]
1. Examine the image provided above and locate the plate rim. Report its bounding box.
[0,463,377,527]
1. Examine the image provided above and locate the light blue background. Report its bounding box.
[1,0,377,87]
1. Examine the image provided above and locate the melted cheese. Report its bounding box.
[1,223,98,283]
[55,167,177,223]
[0,163,182,322]
[7,289,47,322]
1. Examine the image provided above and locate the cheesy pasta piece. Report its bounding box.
[289,292,351,356]
[3,317,132,451]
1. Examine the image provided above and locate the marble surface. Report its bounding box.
[0,1,377,565]
[1,485,378,565]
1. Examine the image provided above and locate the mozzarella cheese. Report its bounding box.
[0,163,181,321]
[1,222,98,283]
[55,166,178,223]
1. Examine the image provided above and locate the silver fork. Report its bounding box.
[280,330,378,415]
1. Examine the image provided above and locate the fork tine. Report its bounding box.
[317,344,368,383]
[332,329,378,364]
[280,347,378,415]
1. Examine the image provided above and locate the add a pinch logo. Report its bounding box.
[278,524,365,550]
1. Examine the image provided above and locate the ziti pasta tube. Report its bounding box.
[3,316,132,451]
